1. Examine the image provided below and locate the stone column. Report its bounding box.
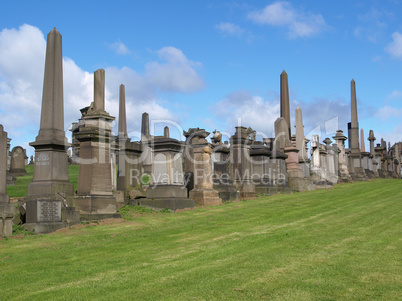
[280,70,291,138]
[368,130,379,177]
[0,125,16,238]
[141,112,152,175]
[295,106,310,177]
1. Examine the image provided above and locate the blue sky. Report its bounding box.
[0,0,401,156]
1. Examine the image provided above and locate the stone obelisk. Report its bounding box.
[141,112,152,175]
[280,70,291,138]
[0,125,15,237]
[27,28,74,198]
[360,129,365,152]
[116,84,142,192]
[348,79,367,180]
[118,84,127,141]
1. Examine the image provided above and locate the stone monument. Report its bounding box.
[280,70,291,138]
[24,28,75,233]
[0,125,16,237]
[72,69,119,219]
[333,130,352,182]
[9,146,28,176]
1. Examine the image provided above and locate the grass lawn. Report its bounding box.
[1,179,401,300]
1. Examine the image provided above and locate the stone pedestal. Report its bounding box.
[284,145,308,192]
[230,127,256,199]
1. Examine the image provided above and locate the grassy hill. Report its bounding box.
[1,179,401,300]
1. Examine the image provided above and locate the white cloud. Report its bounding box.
[387,90,402,99]
[354,7,391,43]
[215,22,245,36]
[375,105,402,120]
[108,40,130,55]
[385,32,402,59]
[212,90,280,137]
[247,1,329,38]
[145,46,204,93]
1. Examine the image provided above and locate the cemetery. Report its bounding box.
[0,28,401,237]
[0,28,401,299]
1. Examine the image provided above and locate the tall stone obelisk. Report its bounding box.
[360,129,365,152]
[280,70,291,138]
[116,84,142,192]
[27,28,74,198]
[348,79,367,180]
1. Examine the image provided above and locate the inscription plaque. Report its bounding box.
[37,200,62,222]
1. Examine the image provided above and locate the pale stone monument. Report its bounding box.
[141,112,152,175]
[24,28,74,233]
[333,130,352,182]
[295,106,310,177]
[368,130,379,177]
[9,146,28,176]
[184,128,222,206]
[0,125,16,238]
[72,69,118,219]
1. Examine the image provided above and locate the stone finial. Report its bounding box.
[141,112,150,137]
[211,130,222,145]
[323,137,332,146]
[164,126,170,138]
[368,129,376,141]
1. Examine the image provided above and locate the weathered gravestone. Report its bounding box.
[9,146,28,176]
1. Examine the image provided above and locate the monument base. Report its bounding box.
[139,198,195,212]
[350,167,368,181]
[23,222,68,234]
[72,195,118,219]
[213,185,239,201]
[287,169,309,192]
[27,180,74,198]
[0,203,16,237]
[147,185,187,199]
[189,188,222,206]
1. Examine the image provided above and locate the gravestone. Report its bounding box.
[333,130,352,182]
[9,146,28,176]
[0,125,16,238]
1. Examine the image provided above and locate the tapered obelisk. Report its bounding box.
[348,79,367,180]
[360,129,365,152]
[27,28,73,198]
[118,84,128,140]
[350,79,360,154]
[280,70,291,138]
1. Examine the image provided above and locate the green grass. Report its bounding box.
[1,179,401,300]
[6,165,79,198]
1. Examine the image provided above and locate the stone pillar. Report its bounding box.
[141,112,152,175]
[333,130,351,182]
[0,125,16,238]
[24,28,74,234]
[117,84,142,194]
[284,144,307,191]
[280,70,291,138]
[230,127,256,199]
[295,106,310,177]
[72,69,118,220]
[348,79,367,180]
[27,28,74,199]
[368,130,378,177]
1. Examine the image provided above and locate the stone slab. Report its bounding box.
[189,188,222,206]
[139,198,195,212]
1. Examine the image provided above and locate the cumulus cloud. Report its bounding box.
[385,32,402,59]
[212,90,280,138]
[108,40,130,55]
[247,1,329,38]
[0,25,204,153]
[215,22,245,36]
[145,46,204,93]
